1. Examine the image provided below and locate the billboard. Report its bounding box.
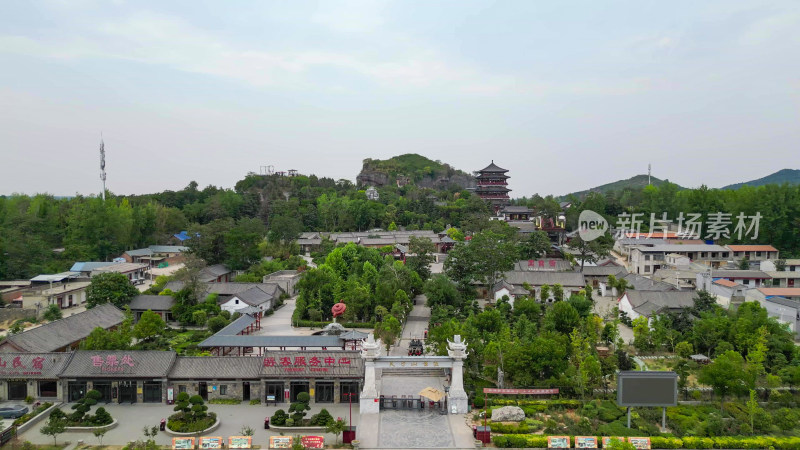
[617,371,677,407]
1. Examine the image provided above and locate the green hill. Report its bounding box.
[563,174,680,199]
[722,169,800,190]
[356,154,476,190]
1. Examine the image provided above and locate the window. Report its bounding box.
[220,385,227,395]
[179,385,187,394]
[645,255,651,261]
[235,299,239,304]
[711,252,717,258]
[644,266,650,273]
[701,252,707,258]
[756,251,762,257]
[742,279,750,285]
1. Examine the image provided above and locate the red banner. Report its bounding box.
[300,436,324,448]
[483,388,559,395]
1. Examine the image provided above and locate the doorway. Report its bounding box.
[242,382,250,401]
[93,382,112,403]
[8,381,27,401]
[315,382,334,403]
[265,382,284,404]
[290,382,309,402]
[199,382,208,400]
[68,382,87,402]
[143,382,162,403]
[119,381,137,403]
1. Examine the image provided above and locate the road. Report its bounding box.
[389,295,430,356]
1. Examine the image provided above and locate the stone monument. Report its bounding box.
[359,333,382,414]
[447,335,469,414]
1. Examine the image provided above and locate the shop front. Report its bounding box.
[167,356,263,403]
[260,351,363,405]
[0,353,71,401]
[59,350,175,404]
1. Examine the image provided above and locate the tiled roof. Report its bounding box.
[60,350,177,378]
[758,288,800,297]
[713,279,739,288]
[712,270,770,279]
[623,291,696,316]
[620,273,677,291]
[2,304,125,352]
[641,244,729,253]
[0,352,74,379]
[577,266,627,277]
[130,295,176,311]
[30,272,81,283]
[233,287,273,306]
[70,262,118,272]
[503,270,586,287]
[198,335,343,349]
[727,245,779,252]
[169,356,263,379]
[763,296,800,309]
[93,263,147,274]
[478,161,508,173]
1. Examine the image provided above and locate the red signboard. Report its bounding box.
[300,436,324,448]
[482,388,559,395]
[263,355,351,373]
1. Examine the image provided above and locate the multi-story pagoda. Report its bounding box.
[475,160,511,211]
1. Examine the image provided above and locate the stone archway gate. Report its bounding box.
[359,334,469,415]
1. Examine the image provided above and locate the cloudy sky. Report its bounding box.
[1,0,798,197]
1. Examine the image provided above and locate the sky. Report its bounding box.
[1,0,799,198]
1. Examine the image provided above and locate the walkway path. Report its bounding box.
[389,295,430,356]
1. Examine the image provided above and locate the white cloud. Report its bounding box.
[310,0,387,33]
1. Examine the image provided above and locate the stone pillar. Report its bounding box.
[137,381,144,403]
[333,379,341,404]
[309,379,316,405]
[284,380,291,403]
[447,335,469,414]
[359,334,381,414]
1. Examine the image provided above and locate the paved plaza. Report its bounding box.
[17,402,360,447]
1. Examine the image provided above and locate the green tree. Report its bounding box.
[225,218,266,270]
[424,275,464,309]
[192,310,208,326]
[86,272,139,309]
[540,284,551,302]
[207,316,229,333]
[133,310,166,342]
[632,316,653,353]
[675,341,693,359]
[406,236,436,280]
[43,304,63,321]
[444,230,518,296]
[326,417,348,445]
[552,284,564,302]
[268,215,302,243]
[289,392,311,423]
[40,414,67,445]
[746,389,761,435]
[374,315,402,352]
[543,302,581,334]
[567,233,612,272]
[698,350,749,412]
[519,231,551,259]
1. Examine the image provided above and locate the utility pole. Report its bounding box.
[648,163,651,186]
[99,134,107,201]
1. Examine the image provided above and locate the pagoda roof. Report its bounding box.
[478,161,508,173]
[476,185,511,192]
[476,173,510,180]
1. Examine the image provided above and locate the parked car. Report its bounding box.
[0,405,28,419]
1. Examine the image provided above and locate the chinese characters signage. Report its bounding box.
[615,212,762,240]
[483,388,559,395]
[269,436,292,449]
[0,355,45,376]
[300,436,324,449]
[262,354,353,373]
[228,437,251,449]
[90,354,136,373]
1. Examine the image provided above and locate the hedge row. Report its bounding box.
[492,435,800,449]
[294,320,375,329]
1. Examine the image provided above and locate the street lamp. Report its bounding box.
[342,392,357,436]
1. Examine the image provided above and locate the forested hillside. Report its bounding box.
[2,166,800,280]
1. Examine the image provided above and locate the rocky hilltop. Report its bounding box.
[356,154,476,191]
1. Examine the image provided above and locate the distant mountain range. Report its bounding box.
[721,169,800,190]
[562,169,800,199]
[563,174,680,199]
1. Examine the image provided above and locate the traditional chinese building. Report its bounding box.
[0,349,364,406]
[59,351,177,403]
[0,352,72,401]
[474,161,511,212]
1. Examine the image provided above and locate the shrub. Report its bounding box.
[13,402,53,427]
[310,408,334,426]
[167,412,217,433]
[24,395,35,404]
[209,398,241,405]
[207,316,228,333]
[91,407,113,426]
[271,409,288,426]
[249,399,261,405]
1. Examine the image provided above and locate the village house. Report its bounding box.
[129,295,177,322]
[652,267,703,290]
[765,270,800,288]
[492,280,530,304]
[599,272,677,297]
[262,270,303,296]
[122,245,188,266]
[629,244,731,274]
[578,265,627,290]
[486,271,586,302]
[69,262,119,278]
[750,287,800,302]
[200,264,234,283]
[726,244,779,262]
[618,290,697,321]
[0,352,73,401]
[92,262,148,284]
[752,296,800,337]
[0,304,126,353]
[17,276,91,310]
